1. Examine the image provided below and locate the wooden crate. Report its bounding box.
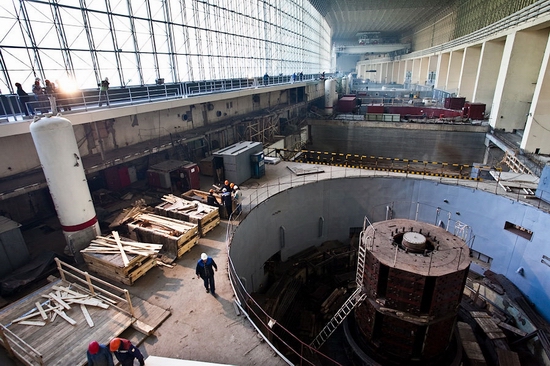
[83,252,156,285]
[154,196,220,237]
[127,215,199,261]
[191,210,220,237]
[81,235,157,285]
[182,189,221,205]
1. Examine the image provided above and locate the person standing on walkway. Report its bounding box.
[32,79,46,113]
[87,341,114,366]
[98,77,110,106]
[109,337,145,366]
[221,187,233,219]
[15,82,33,117]
[233,185,242,215]
[196,252,218,295]
[206,189,222,210]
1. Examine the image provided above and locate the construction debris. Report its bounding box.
[10,285,109,328]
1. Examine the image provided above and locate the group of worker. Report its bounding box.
[206,180,241,219]
[87,337,144,366]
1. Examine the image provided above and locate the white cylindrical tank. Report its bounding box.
[324,79,336,115]
[30,116,99,259]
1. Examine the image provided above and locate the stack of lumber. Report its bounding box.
[128,212,199,261]
[10,285,109,328]
[109,199,149,228]
[155,194,220,236]
[81,232,161,285]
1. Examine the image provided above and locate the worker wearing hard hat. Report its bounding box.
[206,189,222,209]
[87,341,114,366]
[233,185,242,214]
[196,252,218,295]
[109,337,145,366]
[221,179,231,192]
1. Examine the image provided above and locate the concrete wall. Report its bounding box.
[230,177,550,321]
[0,82,324,179]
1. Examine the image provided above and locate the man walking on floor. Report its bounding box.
[196,252,218,295]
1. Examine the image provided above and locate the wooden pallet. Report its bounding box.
[0,260,171,366]
[127,214,199,262]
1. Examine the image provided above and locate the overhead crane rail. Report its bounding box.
[270,148,496,181]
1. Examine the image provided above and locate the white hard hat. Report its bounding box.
[201,253,208,260]
[222,188,227,192]
[233,185,238,190]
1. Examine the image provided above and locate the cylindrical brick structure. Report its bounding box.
[30,116,99,261]
[355,219,470,364]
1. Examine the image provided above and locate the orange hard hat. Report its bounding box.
[109,338,122,352]
[88,341,100,355]
[230,183,234,188]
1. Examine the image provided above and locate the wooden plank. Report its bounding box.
[48,293,71,310]
[112,231,130,267]
[52,309,77,326]
[132,319,154,335]
[68,298,109,309]
[496,321,528,337]
[18,321,46,327]
[80,304,94,327]
[34,302,48,321]
[12,310,42,323]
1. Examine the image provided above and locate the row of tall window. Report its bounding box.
[0,0,331,93]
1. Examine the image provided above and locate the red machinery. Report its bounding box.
[463,102,486,120]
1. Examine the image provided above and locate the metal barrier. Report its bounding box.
[1,74,315,122]
[223,172,486,365]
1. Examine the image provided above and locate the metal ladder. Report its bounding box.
[356,230,368,285]
[310,287,367,349]
[310,225,370,349]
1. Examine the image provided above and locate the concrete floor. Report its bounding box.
[0,172,288,366]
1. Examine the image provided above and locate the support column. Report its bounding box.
[405,60,413,87]
[391,62,399,84]
[490,30,549,131]
[435,53,450,89]
[381,63,389,84]
[522,32,550,154]
[427,55,438,86]
[472,40,505,113]
[410,59,420,84]
[458,46,481,101]
[446,50,464,93]
[397,61,406,84]
[419,57,429,86]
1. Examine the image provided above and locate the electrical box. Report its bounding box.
[250,152,265,179]
[147,160,189,189]
[214,141,263,185]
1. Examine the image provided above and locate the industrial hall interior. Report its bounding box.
[2,0,550,365]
